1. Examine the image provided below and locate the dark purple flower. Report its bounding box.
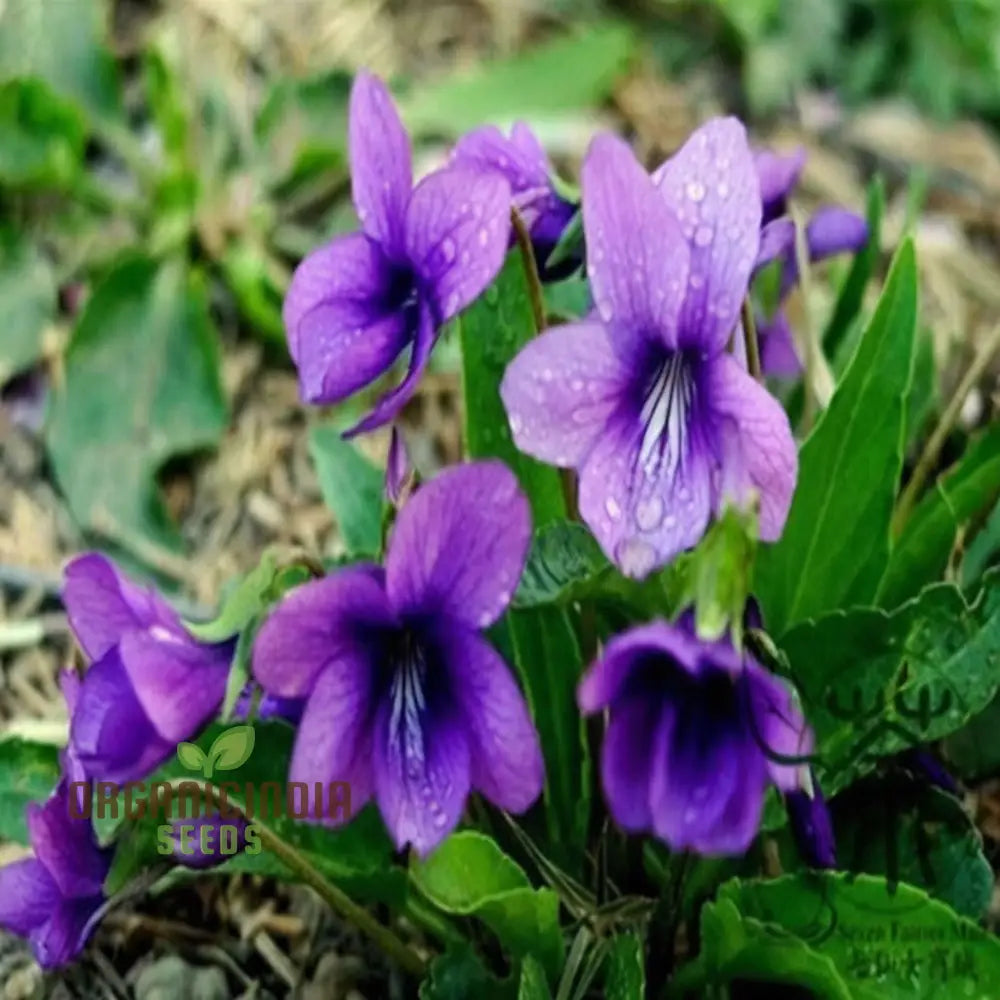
[899,748,959,796]
[385,424,412,507]
[754,147,806,225]
[62,554,234,785]
[253,461,543,856]
[0,783,110,968]
[786,775,837,869]
[168,815,251,869]
[751,147,869,377]
[451,122,577,277]
[283,72,512,437]
[501,124,798,578]
[579,618,812,855]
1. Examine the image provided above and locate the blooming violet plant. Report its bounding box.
[5,68,973,998]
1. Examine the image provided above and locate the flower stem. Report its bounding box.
[510,207,546,335]
[892,322,1000,536]
[201,785,427,978]
[740,298,762,381]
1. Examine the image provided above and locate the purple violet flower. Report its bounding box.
[786,775,837,869]
[754,147,807,225]
[231,685,304,725]
[0,782,110,968]
[451,122,578,278]
[283,72,512,437]
[501,123,798,578]
[252,461,544,856]
[62,554,234,785]
[751,148,869,377]
[579,618,812,855]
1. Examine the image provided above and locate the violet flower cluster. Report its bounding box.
[0,69,864,972]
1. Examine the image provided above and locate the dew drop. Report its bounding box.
[683,807,698,824]
[441,238,457,263]
[509,413,523,434]
[478,228,490,247]
[605,497,622,521]
[570,378,584,392]
[686,180,706,202]
[597,299,614,323]
[636,495,664,531]
[717,181,730,198]
[690,274,704,290]
[694,225,713,247]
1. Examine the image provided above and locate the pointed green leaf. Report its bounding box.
[175,741,207,772]
[186,552,279,642]
[512,520,609,609]
[756,239,919,635]
[208,725,255,772]
[401,24,634,136]
[518,956,552,1000]
[879,424,1000,608]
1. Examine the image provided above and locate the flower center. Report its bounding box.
[636,352,694,479]
[387,630,430,774]
[386,266,421,324]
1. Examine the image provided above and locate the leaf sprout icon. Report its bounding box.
[176,725,255,779]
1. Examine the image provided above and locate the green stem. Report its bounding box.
[892,322,1000,535]
[740,297,762,381]
[201,785,427,978]
[511,207,546,335]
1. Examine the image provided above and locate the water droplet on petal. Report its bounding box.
[694,225,713,247]
[442,238,457,263]
[597,299,614,323]
[636,496,664,531]
[605,497,622,521]
[478,228,490,247]
[686,181,706,202]
[509,413,523,434]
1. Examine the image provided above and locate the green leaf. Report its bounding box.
[0,738,60,843]
[604,932,644,999]
[756,239,919,636]
[718,872,1000,999]
[512,520,609,609]
[0,77,85,188]
[879,424,1000,608]
[207,725,255,774]
[175,742,207,772]
[420,943,513,1000]
[402,24,635,136]
[0,0,122,124]
[308,425,384,557]
[460,251,566,528]
[412,832,565,980]
[518,956,552,1000]
[47,257,228,555]
[830,775,992,919]
[823,175,885,356]
[186,552,279,642]
[780,571,1000,791]
[0,226,56,381]
[461,251,589,862]
[219,242,286,345]
[670,896,851,999]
